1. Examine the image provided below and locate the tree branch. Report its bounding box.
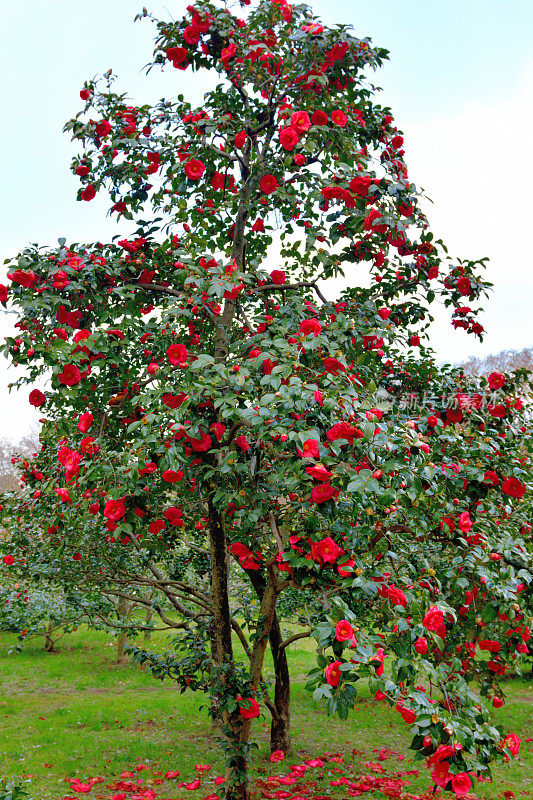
[279,630,312,650]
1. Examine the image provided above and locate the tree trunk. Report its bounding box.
[208,498,248,800]
[246,570,292,754]
[268,614,292,754]
[209,145,254,800]
[144,605,153,641]
[44,621,55,652]
[116,596,130,663]
[209,622,224,736]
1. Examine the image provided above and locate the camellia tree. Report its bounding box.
[1,0,532,797]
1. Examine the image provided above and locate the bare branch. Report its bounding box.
[279,630,312,650]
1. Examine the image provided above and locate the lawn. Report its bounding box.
[0,626,531,800]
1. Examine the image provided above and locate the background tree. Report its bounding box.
[457,347,533,377]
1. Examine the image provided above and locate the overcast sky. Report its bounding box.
[1,0,532,442]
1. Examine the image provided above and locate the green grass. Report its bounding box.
[0,626,531,799]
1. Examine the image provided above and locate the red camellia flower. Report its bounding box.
[335,620,354,641]
[162,469,184,483]
[457,276,472,296]
[52,270,70,290]
[479,639,501,653]
[165,770,181,780]
[484,470,500,486]
[167,343,188,366]
[139,462,157,476]
[311,109,328,126]
[239,698,260,719]
[503,733,520,756]
[322,357,345,374]
[94,119,112,138]
[337,558,355,577]
[55,488,72,503]
[414,637,429,654]
[81,184,96,201]
[297,438,320,458]
[78,412,93,433]
[58,364,82,386]
[310,482,335,504]
[379,584,407,607]
[103,499,126,522]
[234,130,247,148]
[391,134,404,149]
[8,269,38,288]
[162,392,188,409]
[349,175,372,196]
[270,269,286,285]
[269,750,285,763]
[324,660,342,686]
[487,371,505,390]
[2,555,15,566]
[290,110,311,134]
[221,43,237,67]
[427,745,455,766]
[189,431,212,452]
[149,519,165,535]
[396,705,416,724]
[305,463,332,481]
[260,174,278,194]
[422,606,444,632]
[501,477,526,498]
[210,422,226,442]
[279,126,299,151]
[310,536,344,564]
[183,24,200,45]
[327,421,360,444]
[300,318,322,337]
[331,110,348,127]
[0,284,7,302]
[166,46,188,66]
[451,772,472,795]
[164,506,184,527]
[29,389,46,407]
[184,159,206,181]
[458,512,472,533]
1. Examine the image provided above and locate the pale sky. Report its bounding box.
[1,1,532,442]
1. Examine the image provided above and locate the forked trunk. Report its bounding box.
[247,571,292,754]
[268,614,292,754]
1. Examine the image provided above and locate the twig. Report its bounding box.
[255,281,328,304]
